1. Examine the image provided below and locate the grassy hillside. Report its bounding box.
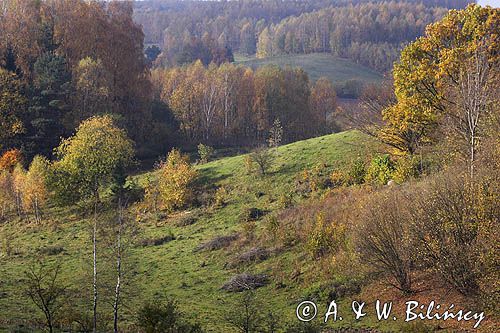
[0,130,392,332]
[234,53,383,85]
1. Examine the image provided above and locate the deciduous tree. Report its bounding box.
[50,115,134,333]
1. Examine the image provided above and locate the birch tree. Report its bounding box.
[50,115,134,332]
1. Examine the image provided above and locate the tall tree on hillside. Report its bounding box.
[50,0,151,142]
[50,115,134,333]
[389,4,499,171]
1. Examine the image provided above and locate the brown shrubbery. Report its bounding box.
[410,168,499,297]
[356,189,414,294]
[264,158,498,302]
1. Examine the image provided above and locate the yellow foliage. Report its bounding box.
[214,186,229,208]
[307,213,346,258]
[157,149,198,213]
[329,170,345,188]
[21,156,49,223]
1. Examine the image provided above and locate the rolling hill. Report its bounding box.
[234,53,384,85]
[0,130,388,332]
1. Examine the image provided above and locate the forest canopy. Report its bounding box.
[134,0,471,72]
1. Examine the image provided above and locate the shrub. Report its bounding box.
[392,156,417,183]
[213,186,229,208]
[241,221,257,242]
[347,159,366,185]
[391,155,429,184]
[197,143,214,164]
[356,189,414,294]
[306,213,346,259]
[248,147,274,176]
[303,163,330,193]
[137,299,204,333]
[144,174,161,213]
[411,170,499,296]
[366,154,394,185]
[277,191,294,209]
[329,170,345,188]
[264,214,280,239]
[157,149,198,213]
[229,247,270,268]
[39,245,65,256]
[244,155,254,175]
[174,210,202,227]
[222,290,266,333]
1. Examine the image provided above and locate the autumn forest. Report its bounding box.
[0,0,499,332]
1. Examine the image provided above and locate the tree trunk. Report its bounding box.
[113,197,123,333]
[93,189,99,333]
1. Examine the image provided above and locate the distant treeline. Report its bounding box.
[257,2,448,72]
[134,0,470,71]
[152,61,337,146]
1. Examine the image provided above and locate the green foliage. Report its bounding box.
[347,159,366,185]
[137,299,204,333]
[248,148,274,176]
[392,156,422,184]
[0,131,384,329]
[197,144,214,164]
[49,115,134,204]
[306,213,346,258]
[412,171,499,297]
[29,52,72,157]
[70,57,111,128]
[366,154,395,185]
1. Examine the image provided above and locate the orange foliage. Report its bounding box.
[0,149,23,172]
